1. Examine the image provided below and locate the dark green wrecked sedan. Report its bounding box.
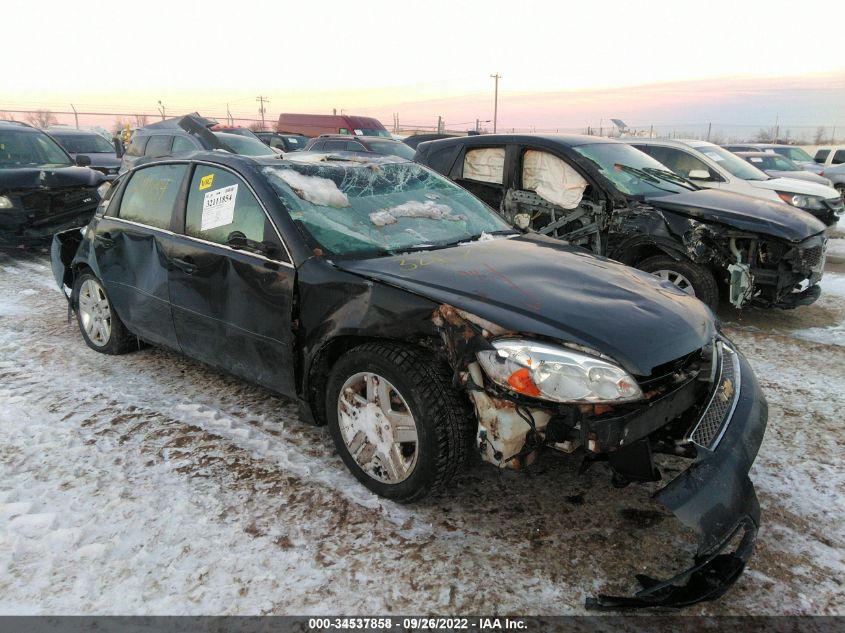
[52,151,767,609]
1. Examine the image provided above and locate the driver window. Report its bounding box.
[647,146,712,179]
[185,166,284,258]
[521,150,587,209]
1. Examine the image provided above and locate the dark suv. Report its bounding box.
[47,128,121,180]
[415,134,828,310]
[52,151,767,609]
[0,121,106,244]
[305,134,415,160]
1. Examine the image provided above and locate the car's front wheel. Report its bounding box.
[326,342,470,502]
[73,271,136,354]
[637,255,719,310]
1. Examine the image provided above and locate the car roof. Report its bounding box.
[132,150,408,171]
[314,134,399,142]
[626,138,716,149]
[426,133,619,149]
[46,128,101,136]
[734,151,779,157]
[0,121,39,132]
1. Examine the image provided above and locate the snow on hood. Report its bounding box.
[276,169,350,208]
[369,200,466,226]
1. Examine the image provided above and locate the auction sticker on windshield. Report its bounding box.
[201,184,237,231]
[199,174,214,190]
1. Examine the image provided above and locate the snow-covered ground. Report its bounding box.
[1,247,843,615]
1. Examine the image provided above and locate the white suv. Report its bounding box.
[814,146,845,167]
[630,138,843,226]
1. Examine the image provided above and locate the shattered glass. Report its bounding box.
[263,161,510,257]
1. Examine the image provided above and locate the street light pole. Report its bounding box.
[157,100,165,121]
[490,73,500,133]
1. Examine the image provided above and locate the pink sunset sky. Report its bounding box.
[3,0,844,134]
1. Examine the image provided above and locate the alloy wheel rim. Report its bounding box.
[78,279,112,346]
[337,372,419,484]
[653,269,696,296]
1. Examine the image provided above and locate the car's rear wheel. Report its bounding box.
[73,271,136,354]
[326,342,470,502]
[637,255,719,310]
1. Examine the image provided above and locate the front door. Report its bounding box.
[167,163,297,397]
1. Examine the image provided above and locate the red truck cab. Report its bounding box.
[276,113,390,138]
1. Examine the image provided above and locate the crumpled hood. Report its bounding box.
[336,234,714,376]
[646,189,826,242]
[0,166,104,191]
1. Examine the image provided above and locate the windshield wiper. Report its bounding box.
[642,167,697,190]
[615,164,684,194]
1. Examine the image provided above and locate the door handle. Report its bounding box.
[95,232,114,248]
[172,257,198,275]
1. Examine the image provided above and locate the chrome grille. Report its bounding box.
[689,342,741,449]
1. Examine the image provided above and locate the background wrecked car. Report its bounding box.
[414,134,828,309]
[0,120,107,245]
[52,152,767,609]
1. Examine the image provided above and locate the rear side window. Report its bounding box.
[309,140,325,151]
[172,136,197,154]
[833,150,845,165]
[324,140,347,151]
[145,135,172,158]
[184,166,285,258]
[125,135,148,157]
[118,164,187,229]
[462,147,505,184]
[815,149,830,163]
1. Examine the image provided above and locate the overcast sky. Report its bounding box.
[3,0,844,130]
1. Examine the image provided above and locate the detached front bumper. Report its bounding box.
[588,350,767,609]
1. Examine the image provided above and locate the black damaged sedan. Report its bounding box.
[52,151,767,609]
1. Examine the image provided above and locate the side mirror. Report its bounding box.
[687,169,711,180]
[75,154,92,167]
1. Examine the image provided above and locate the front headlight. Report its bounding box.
[476,339,644,403]
[777,191,824,210]
[0,195,13,209]
[96,183,111,199]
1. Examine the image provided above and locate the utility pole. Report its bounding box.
[437,116,443,133]
[773,114,779,143]
[490,73,501,133]
[707,122,712,141]
[257,95,269,130]
[226,104,233,126]
[157,100,165,121]
[70,104,79,129]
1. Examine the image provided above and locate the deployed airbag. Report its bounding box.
[523,150,587,210]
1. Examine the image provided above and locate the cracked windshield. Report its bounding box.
[264,161,513,257]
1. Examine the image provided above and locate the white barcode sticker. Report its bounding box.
[201,184,238,231]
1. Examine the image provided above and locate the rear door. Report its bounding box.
[453,145,508,209]
[167,163,297,396]
[96,163,189,348]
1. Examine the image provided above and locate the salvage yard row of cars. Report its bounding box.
[1,112,842,609]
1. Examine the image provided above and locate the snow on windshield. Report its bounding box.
[263,161,509,257]
[276,169,350,208]
[369,200,465,226]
